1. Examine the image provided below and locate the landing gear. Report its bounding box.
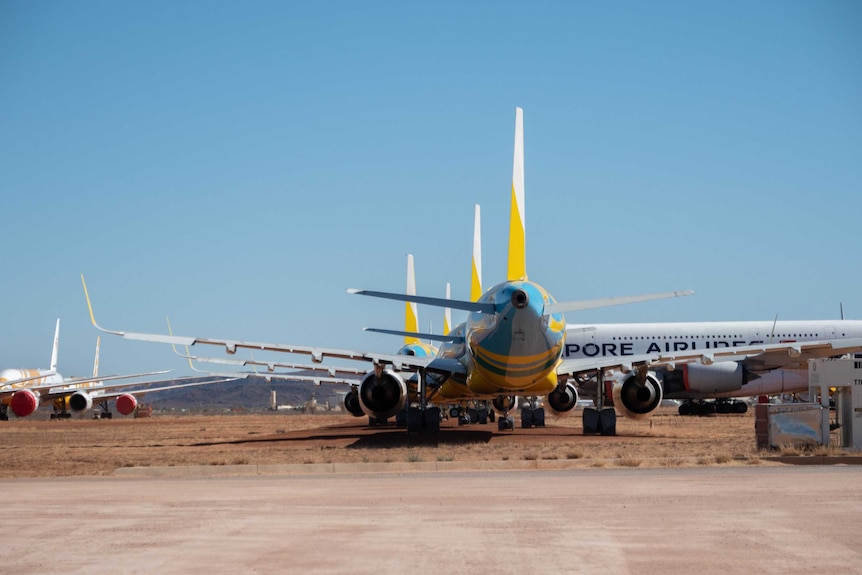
[678,400,748,416]
[582,407,616,435]
[583,369,617,436]
[406,406,440,433]
[497,414,515,431]
[95,400,112,419]
[520,398,545,428]
[0,405,8,421]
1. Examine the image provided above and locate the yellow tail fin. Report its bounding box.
[404,254,420,344]
[507,107,527,281]
[471,204,483,301]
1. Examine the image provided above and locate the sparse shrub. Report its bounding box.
[591,460,607,468]
[714,454,732,464]
[660,457,685,467]
[406,453,422,463]
[523,453,538,461]
[436,455,454,462]
[618,457,642,467]
[566,451,583,460]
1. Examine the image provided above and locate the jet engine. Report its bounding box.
[116,394,138,416]
[10,389,40,417]
[546,382,579,417]
[492,395,518,413]
[68,390,94,413]
[343,387,364,417]
[662,362,747,395]
[613,372,663,419]
[358,370,406,420]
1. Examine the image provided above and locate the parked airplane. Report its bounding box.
[79,107,862,434]
[0,320,232,419]
[80,107,704,434]
[564,319,862,415]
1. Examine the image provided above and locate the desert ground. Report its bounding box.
[2,407,856,478]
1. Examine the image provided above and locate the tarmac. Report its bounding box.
[2,465,861,574]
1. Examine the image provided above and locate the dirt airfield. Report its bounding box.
[3,407,856,478]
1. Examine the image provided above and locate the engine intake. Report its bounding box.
[358,370,406,420]
[613,373,663,419]
[69,390,94,413]
[343,388,364,417]
[546,382,579,416]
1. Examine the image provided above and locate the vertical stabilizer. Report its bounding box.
[471,204,483,301]
[443,283,452,335]
[92,336,101,378]
[507,107,527,281]
[50,319,60,371]
[404,254,420,344]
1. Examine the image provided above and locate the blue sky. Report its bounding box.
[2,1,860,377]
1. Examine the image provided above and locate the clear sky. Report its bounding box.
[2,1,860,378]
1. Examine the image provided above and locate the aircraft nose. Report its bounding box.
[511,288,529,310]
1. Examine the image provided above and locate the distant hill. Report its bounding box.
[140,376,343,412]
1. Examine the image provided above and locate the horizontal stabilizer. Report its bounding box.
[348,288,495,314]
[363,327,463,343]
[546,290,694,315]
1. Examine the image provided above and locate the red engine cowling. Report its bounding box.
[358,370,406,420]
[116,394,138,416]
[10,389,40,417]
[613,372,663,420]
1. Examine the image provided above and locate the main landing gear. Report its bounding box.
[582,369,617,436]
[520,397,545,429]
[678,399,748,416]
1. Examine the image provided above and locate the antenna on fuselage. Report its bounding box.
[840,303,845,320]
[507,107,527,282]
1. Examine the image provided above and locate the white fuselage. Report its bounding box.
[564,320,862,399]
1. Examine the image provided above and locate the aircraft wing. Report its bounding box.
[556,337,862,378]
[83,275,467,378]
[69,377,238,402]
[61,370,171,387]
[0,375,227,402]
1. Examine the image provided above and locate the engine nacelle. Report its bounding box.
[683,362,746,394]
[613,372,663,420]
[343,388,364,417]
[10,389,40,417]
[492,395,519,413]
[546,382,579,417]
[116,394,138,416]
[358,370,407,420]
[69,390,94,413]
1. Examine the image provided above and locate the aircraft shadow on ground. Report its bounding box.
[186,425,497,448]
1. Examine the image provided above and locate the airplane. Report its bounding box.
[0,320,234,420]
[563,319,862,415]
[81,107,715,435]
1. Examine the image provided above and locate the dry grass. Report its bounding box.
[0,408,857,478]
